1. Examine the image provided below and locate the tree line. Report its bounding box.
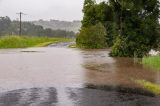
[77,0,160,57]
[0,16,76,38]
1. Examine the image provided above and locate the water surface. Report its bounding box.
[0,47,160,90]
[0,46,159,105]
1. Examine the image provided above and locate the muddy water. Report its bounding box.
[82,50,160,87]
[0,47,160,105]
[0,48,159,89]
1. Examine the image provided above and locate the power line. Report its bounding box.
[16,12,26,35]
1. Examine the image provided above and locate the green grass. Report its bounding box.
[0,35,73,48]
[135,80,160,95]
[142,56,160,71]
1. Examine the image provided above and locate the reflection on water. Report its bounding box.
[0,47,159,91]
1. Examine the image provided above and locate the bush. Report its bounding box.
[111,36,150,58]
[110,37,128,57]
[76,23,107,49]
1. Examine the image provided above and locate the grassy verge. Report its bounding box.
[135,80,160,95]
[142,56,160,71]
[0,35,73,49]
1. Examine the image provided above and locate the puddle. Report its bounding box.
[20,51,44,53]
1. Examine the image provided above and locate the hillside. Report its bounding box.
[0,16,76,38]
[32,20,81,33]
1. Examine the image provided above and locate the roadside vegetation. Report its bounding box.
[76,23,107,49]
[143,56,160,71]
[0,35,73,48]
[77,0,160,58]
[135,80,160,95]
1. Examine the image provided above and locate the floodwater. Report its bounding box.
[0,44,160,105]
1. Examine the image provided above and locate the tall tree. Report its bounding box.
[80,1,115,47]
[81,0,96,27]
[110,0,160,57]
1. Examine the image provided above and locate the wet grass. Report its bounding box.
[143,56,160,71]
[85,84,155,96]
[135,80,160,95]
[0,35,73,48]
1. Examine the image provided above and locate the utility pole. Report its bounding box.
[16,12,26,36]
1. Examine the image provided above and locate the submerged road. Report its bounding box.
[0,42,159,106]
[0,87,160,106]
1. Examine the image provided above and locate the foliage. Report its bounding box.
[79,0,160,57]
[0,17,76,38]
[0,16,11,36]
[111,36,151,57]
[109,0,160,57]
[76,23,107,49]
[0,35,73,48]
[143,56,160,71]
[80,0,114,47]
[33,19,81,33]
[157,25,160,49]
[82,0,96,27]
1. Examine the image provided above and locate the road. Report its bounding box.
[0,42,159,106]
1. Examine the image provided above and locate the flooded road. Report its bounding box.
[0,44,160,105]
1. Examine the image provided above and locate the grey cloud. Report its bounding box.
[0,0,104,21]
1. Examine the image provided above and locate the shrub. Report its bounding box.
[111,36,150,58]
[76,23,107,49]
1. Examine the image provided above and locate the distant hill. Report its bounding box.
[32,19,81,33]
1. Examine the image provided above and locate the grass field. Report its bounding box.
[0,35,73,48]
[142,56,160,71]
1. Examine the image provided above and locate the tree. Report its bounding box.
[80,1,115,47]
[0,16,76,38]
[79,0,160,57]
[0,16,11,35]
[110,0,160,57]
[95,2,116,47]
[81,0,97,27]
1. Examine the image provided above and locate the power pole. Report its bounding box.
[16,12,26,36]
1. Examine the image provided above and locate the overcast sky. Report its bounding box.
[0,0,104,21]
